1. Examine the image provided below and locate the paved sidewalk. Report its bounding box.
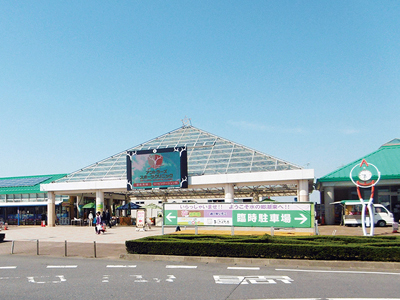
[0,224,176,244]
[0,225,177,259]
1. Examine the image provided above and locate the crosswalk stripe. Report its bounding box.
[166,265,197,269]
[106,265,137,268]
[227,267,260,270]
[46,265,77,269]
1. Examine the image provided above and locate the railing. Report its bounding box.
[0,239,124,258]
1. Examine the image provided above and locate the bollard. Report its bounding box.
[11,240,14,254]
[195,224,198,235]
[37,240,39,255]
[271,227,274,236]
[65,240,67,257]
[94,241,97,258]
[231,226,234,236]
[393,222,399,233]
[315,220,319,235]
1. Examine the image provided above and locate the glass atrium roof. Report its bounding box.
[58,125,302,184]
[56,125,304,199]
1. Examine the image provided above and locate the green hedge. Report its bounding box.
[125,234,400,262]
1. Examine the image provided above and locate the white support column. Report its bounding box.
[122,199,126,216]
[224,184,234,203]
[324,186,335,225]
[47,191,56,227]
[108,194,113,216]
[298,180,309,202]
[96,190,104,213]
[76,195,81,218]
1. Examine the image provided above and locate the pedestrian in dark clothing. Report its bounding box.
[105,209,112,228]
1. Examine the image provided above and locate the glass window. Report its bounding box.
[377,195,390,209]
[0,194,5,202]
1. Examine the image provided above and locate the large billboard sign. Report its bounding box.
[127,147,188,190]
[163,202,314,228]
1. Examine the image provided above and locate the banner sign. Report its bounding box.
[136,210,146,228]
[163,202,314,228]
[127,147,188,190]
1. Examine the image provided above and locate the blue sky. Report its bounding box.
[1,1,400,202]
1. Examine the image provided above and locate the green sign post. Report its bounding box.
[164,210,178,226]
[232,210,311,227]
[163,202,314,228]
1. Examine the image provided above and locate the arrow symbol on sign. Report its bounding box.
[166,212,176,222]
[294,213,307,224]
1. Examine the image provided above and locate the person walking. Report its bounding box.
[101,211,106,225]
[88,211,94,227]
[105,209,112,228]
[95,211,102,234]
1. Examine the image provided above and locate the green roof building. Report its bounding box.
[316,138,400,225]
[0,174,68,225]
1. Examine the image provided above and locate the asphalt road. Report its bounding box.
[1,255,400,300]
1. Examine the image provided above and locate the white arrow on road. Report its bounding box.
[294,213,307,224]
[166,212,176,222]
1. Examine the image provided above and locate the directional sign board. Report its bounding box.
[163,202,314,228]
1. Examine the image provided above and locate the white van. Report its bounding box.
[333,200,394,227]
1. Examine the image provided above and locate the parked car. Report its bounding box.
[332,200,394,227]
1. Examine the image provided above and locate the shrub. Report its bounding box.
[125,234,400,262]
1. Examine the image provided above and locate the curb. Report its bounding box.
[120,254,400,270]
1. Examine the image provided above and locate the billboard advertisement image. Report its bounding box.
[127,147,188,190]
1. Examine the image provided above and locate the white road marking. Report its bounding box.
[46,265,77,269]
[166,265,197,269]
[130,275,148,282]
[106,265,136,268]
[0,266,17,269]
[214,275,293,285]
[227,267,260,270]
[54,275,66,283]
[27,275,66,284]
[275,268,400,275]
